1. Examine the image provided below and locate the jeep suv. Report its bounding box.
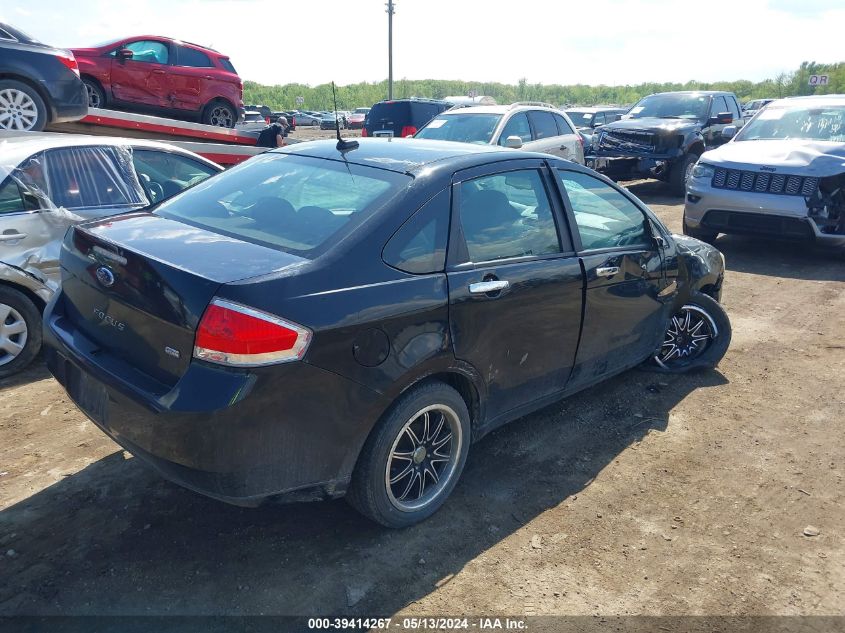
[588,91,743,195]
[72,36,244,128]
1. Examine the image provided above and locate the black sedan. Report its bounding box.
[0,22,87,130]
[43,139,731,528]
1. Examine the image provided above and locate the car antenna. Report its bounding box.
[332,81,359,151]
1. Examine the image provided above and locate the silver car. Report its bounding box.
[415,103,585,164]
[0,133,221,376]
[294,112,322,126]
[684,95,845,251]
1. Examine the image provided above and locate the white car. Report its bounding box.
[414,103,585,164]
[684,95,845,251]
[0,132,222,376]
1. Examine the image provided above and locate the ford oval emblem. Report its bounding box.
[95,266,116,288]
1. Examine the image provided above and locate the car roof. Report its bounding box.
[565,106,625,113]
[771,94,845,107]
[0,131,220,177]
[274,138,552,174]
[648,91,733,97]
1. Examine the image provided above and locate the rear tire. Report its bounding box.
[648,291,731,373]
[0,286,42,378]
[683,213,718,244]
[0,80,48,131]
[669,153,699,196]
[347,382,471,528]
[202,100,236,128]
[82,77,106,109]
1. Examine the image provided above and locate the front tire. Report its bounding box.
[202,100,236,128]
[669,153,699,196]
[0,80,48,131]
[0,286,42,378]
[650,292,731,373]
[347,382,471,528]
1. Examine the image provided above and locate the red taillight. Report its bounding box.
[265,117,271,124]
[57,53,79,77]
[361,127,368,137]
[400,126,417,137]
[194,299,311,367]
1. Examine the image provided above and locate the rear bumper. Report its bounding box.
[43,78,88,123]
[43,292,388,504]
[685,180,845,248]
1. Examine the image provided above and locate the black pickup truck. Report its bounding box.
[587,91,743,195]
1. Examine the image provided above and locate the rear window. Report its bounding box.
[155,153,411,255]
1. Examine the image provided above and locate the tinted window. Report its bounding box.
[710,96,729,117]
[557,170,649,250]
[498,112,531,145]
[565,111,594,127]
[727,96,741,120]
[132,150,218,203]
[0,178,25,214]
[527,110,559,140]
[415,114,502,143]
[178,46,213,68]
[44,147,146,210]
[119,40,169,64]
[156,154,411,255]
[459,170,560,262]
[219,58,237,73]
[553,113,574,135]
[0,28,15,41]
[383,189,450,274]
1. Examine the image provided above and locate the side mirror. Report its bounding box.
[117,48,134,60]
[721,125,737,140]
[504,135,523,149]
[709,112,733,125]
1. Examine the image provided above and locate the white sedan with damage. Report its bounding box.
[683,95,845,251]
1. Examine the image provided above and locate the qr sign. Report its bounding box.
[808,75,829,86]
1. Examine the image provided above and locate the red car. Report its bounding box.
[346,112,366,129]
[72,36,244,127]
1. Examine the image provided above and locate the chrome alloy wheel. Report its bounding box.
[385,404,462,512]
[654,304,717,369]
[0,88,38,131]
[209,105,234,127]
[0,303,28,366]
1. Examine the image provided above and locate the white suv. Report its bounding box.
[414,102,585,164]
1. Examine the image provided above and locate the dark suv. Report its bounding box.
[587,91,743,195]
[362,98,453,138]
[0,22,88,131]
[71,36,244,127]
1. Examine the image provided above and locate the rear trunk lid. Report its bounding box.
[59,212,304,386]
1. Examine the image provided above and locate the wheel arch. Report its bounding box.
[0,73,54,122]
[79,74,107,105]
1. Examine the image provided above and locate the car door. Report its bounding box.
[496,112,532,148]
[704,95,731,147]
[552,112,584,164]
[446,160,584,424]
[522,110,569,159]
[0,162,61,289]
[168,45,214,112]
[109,40,171,107]
[554,168,673,389]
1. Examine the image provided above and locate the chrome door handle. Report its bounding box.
[469,280,509,294]
[596,266,620,278]
[0,232,27,242]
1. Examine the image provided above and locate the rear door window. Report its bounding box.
[43,146,147,210]
[553,113,574,135]
[156,154,411,255]
[177,46,213,68]
[528,110,560,140]
[458,170,562,262]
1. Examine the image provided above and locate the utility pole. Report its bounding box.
[386,0,395,99]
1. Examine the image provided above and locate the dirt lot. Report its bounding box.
[0,179,843,623]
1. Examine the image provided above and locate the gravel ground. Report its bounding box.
[0,177,843,624]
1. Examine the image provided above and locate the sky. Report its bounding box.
[2,0,844,87]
